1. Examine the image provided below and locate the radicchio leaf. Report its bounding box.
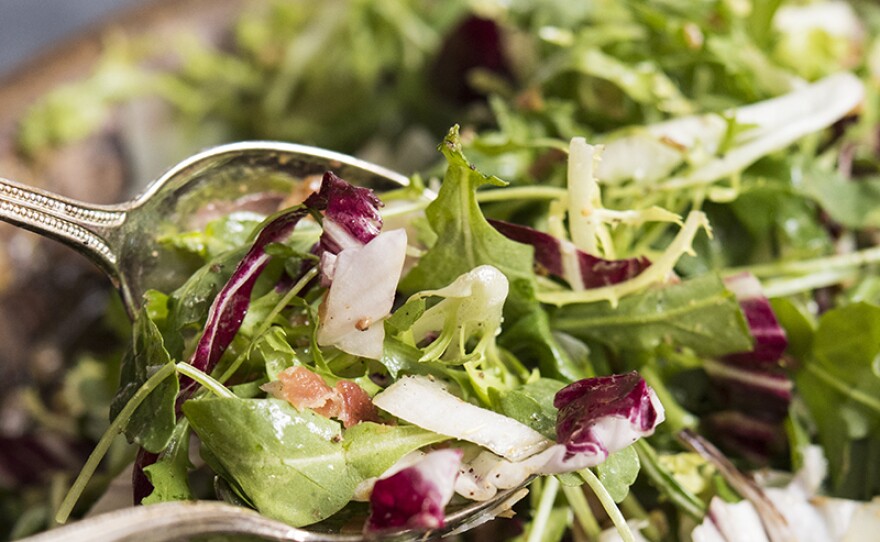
[555,372,664,460]
[179,207,311,402]
[702,411,788,465]
[702,274,791,462]
[311,171,383,253]
[703,359,792,422]
[489,219,650,289]
[366,448,463,532]
[180,172,383,400]
[722,273,788,365]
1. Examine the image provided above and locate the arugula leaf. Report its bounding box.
[497,378,566,439]
[251,327,299,380]
[183,397,357,527]
[110,309,178,453]
[500,311,593,382]
[141,419,193,504]
[595,445,640,503]
[792,302,880,499]
[800,166,880,230]
[551,274,753,357]
[344,422,449,479]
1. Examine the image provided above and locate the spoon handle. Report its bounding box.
[0,176,125,277]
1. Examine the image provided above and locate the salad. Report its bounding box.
[4,0,880,540]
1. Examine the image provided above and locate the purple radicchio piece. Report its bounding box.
[703,358,792,422]
[723,272,788,365]
[489,219,650,289]
[178,206,312,402]
[180,172,383,401]
[702,411,789,465]
[311,171,383,253]
[366,448,463,533]
[701,273,791,463]
[555,371,665,461]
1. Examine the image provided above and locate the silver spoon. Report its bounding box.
[0,141,409,316]
[2,141,528,539]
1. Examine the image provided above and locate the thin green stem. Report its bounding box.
[806,363,880,414]
[728,246,880,279]
[56,362,177,524]
[380,198,432,219]
[527,475,560,542]
[580,468,635,542]
[561,484,602,539]
[217,266,318,384]
[760,270,858,298]
[634,440,705,520]
[476,185,568,203]
[176,363,235,399]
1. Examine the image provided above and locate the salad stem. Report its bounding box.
[527,475,561,542]
[217,266,318,385]
[580,468,636,542]
[475,185,568,203]
[175,363,236,399]
[730,246,880,279]
[806,363,880,414]
[561,484,602,539]
[633,440,706,520]
[55,362,177,524]
[760,270,859,298]
[538,211,710,306]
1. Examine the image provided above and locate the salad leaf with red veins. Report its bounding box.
[555,372,664,460]
[366,449,463,532]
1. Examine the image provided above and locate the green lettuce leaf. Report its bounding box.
[110,309,178,453]
[551,273,752,357]
[792,302,880,499]
[142,420,193,504]
[183,397,356,527]
[344,422,449,479]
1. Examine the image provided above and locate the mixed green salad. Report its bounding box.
[5,0,880,540]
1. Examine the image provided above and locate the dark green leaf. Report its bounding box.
[251,327,299,380]
[498,378,566,439]
[142,419,193,504]
[183,397,356,527]
[399,126,537,323]
[385,298,426,335]
[793,302,880,499]
[111,309,178,453]
[343,422,448,479]
[552,274,753,357]
[800,166,880,230]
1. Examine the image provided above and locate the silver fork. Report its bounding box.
[2,141,528,539]
[21,489,529,542]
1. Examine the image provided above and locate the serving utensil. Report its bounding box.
[22,490,529,542]
[0,141,408,316]
[3,141,528,540]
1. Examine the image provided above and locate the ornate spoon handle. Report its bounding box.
[0,176,125,276]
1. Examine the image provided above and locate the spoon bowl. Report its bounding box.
[0,141,407,315]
